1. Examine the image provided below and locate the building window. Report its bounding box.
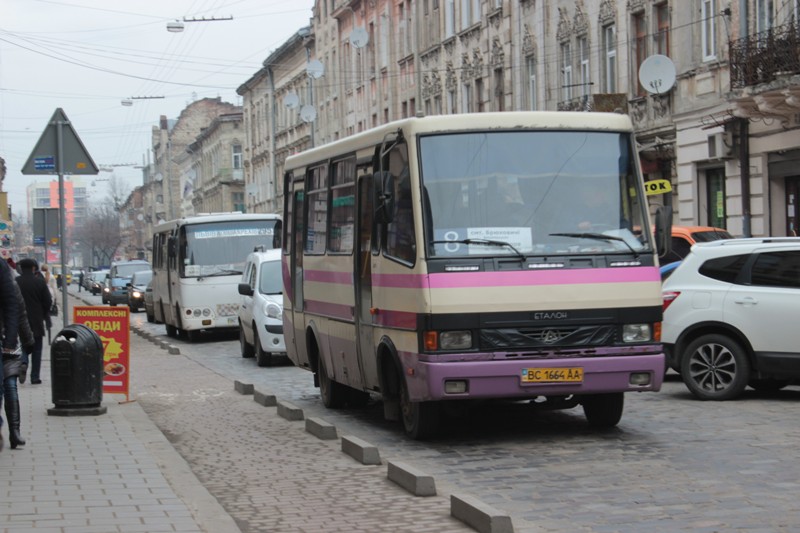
[701,0,717,60]
[232,192,245,213]
[633,13,647,96]
[603,24,617,92]
[460,0,480,29]
[655,3,670,55]
[493,68,504,111]
[475,78,484,112]
[756,0,774,34]
[461,82,473,113]
[232,144,242,169]
[526,55,537,110]
[445,0,455,37]
[560,41,572,101]
[448,89,457,114]
[578,36,590,97]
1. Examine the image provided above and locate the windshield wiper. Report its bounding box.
[549,233,639,258]
[198,269,243,280]
[431,238,526,260]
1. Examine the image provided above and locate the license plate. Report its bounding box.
[521,367,583,383]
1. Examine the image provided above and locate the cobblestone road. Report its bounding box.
[83,290,800,533]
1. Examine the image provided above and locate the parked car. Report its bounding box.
[661,225,733,265]
[88,269,109,295]
[144,279,156,323]
[237,249,285,367]
[659,260,681,282]
[662,237,800,400]
[127,270,153,312]
[106,260,150,306]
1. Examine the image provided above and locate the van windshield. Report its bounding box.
[258,260,282,295]
[419,130,651,258]
[114,264,149,278]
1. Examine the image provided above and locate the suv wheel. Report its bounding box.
[681,333,750,401]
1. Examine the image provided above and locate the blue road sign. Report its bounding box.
[34,156,56,171]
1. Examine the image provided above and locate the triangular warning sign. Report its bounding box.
[21,108,99,175]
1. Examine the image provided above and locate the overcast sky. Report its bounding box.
[0,0,315,219]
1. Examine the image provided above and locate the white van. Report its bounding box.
[237,248,285,367]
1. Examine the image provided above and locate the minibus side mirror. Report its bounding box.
[654,205,673,259]
[373,171,394,224]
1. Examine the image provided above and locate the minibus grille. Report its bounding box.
[480,325,615,350]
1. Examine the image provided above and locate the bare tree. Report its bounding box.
[106,173,131,210]
[76,200,121,267]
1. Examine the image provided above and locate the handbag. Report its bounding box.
[50,302,58,316]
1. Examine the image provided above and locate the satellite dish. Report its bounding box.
[638,55,676,95]
[351,26,369,49]
[299,105,317,123]
[306,59,325,79]
[137,213,145,221]
[284,92,299,109]
[154,173,163,182]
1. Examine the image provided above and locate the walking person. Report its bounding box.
[0,257,21,452]
[4,267,34,449]
[16,259,52,386]
[78,269,84,292]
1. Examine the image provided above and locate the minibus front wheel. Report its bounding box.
[399,378,440,440]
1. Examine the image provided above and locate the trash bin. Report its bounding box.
[48,323,107,416]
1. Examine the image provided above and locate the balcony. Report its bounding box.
[729,22,800,122]
[730,22,800,89]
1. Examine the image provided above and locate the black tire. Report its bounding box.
[165,323,178,338]
[255,330,272,367]
[400,377,439,440]
[240,326,254,358]
[318,355,346,408]
[582,392,624,428]
[186,329,201,343]
[680,333,750,401]
[146,310,155,323]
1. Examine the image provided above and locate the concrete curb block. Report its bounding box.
[234,381,254,395]
[305,417,338,440]
[341,435,381,465]
[451,494,514,533]
[276,400,304,421]
[387,460,436,497]
[158,340,170,350]
[168,345,180,355]
[254,389,277,406]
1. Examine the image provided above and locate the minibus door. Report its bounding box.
[355,174,378,388]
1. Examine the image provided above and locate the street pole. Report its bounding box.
[56,118,69,322]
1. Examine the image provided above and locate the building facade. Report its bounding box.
[144,0,800,239]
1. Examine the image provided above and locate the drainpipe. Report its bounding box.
[738,118,751,237]
[267,67,277,213]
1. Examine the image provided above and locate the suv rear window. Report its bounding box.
[751,251,800,288]
[698,253,749,283]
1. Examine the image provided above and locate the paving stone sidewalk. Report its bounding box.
[2,294,474,533]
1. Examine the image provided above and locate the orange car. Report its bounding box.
[663,225,732,264]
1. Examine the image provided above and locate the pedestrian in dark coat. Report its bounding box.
[3,278,34,449]
[0,258,21,452]
[15,258,52,385]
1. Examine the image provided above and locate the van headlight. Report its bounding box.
[265,302,283,320]
[622,324,651,343]
[439,330,472,350]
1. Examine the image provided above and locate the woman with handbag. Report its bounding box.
[4,276,35,449]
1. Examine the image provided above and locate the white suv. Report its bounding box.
[662,237,800,400]
[237,249,285,367]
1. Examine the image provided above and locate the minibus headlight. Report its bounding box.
[202,308,212,317]
[439,330,472,350]
[622,324,651,343]
[193,308,202,317]
[265,302,283,320]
